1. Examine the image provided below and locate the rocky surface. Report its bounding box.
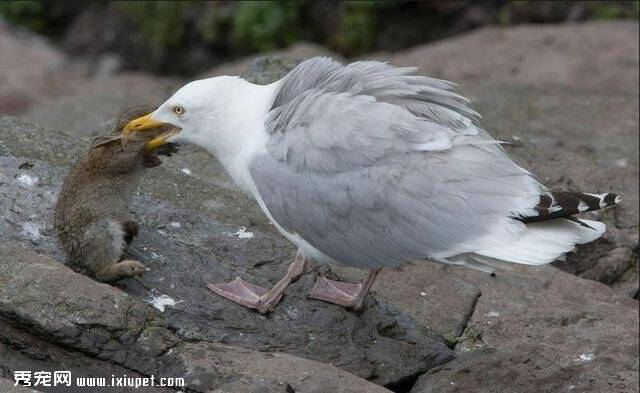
[0,242,391,393]
[413,265,638,392]
[384,21,639,95]
[0,378,40,393]
[0,20,638,393]
[0,20,69,115]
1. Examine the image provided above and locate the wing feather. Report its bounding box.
[251,57,544,268]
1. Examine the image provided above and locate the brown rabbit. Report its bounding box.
[54,105,178,281]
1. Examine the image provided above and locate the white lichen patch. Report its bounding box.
[17,174,38,186]
[574,353,595,363]
[233,227,254,239]
[284,307,299,319]
[615,158,628,167]
[21,222,42,240]
[147,290,183,312]
[181,168,192,175]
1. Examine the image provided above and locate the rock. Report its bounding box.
[0,378,40,393]
[0,16,180,134]
[176,342,391,393]
[577,247,635,284]
[610,262,640,299]
[22,73,180,137]
[388,21,639,95]
[199,41,344,79]
[331,262,481,339]
[240,56,301,85]
[413,347,637,393]
[0,242,393,392]
[0,318,172,393]
[0,242,172,363]
[412,265,639,392]
[0,20,69,115]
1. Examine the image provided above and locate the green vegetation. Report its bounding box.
[0,0,45,33]
[114,1,193,60]
[588,0,640,20]
[335,1,380,55]
[232,1,303,52]
[498,0,639,25]
[1,0,637,74]
[197,3,232,44]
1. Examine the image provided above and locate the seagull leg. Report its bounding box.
[308,268,381,311]
[207,250,308,314]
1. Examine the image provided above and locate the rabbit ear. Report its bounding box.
[91,134,124,149]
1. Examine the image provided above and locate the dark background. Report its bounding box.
[1,0,638,76]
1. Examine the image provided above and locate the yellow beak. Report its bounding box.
[122,112,180,151]
[123,113,165,135]
[144,128,181,151]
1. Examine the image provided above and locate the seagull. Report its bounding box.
[124,57,619,313]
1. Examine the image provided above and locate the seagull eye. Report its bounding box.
[172,105,185,116]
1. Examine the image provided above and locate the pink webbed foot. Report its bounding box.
[207,250,308,314]
[207,277,283,314]
[308,269,381,311]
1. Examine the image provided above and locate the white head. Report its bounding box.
[123,76,276,162]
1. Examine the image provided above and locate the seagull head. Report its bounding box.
[123,76,273,160]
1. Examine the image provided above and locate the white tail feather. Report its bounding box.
[474,219,605,265]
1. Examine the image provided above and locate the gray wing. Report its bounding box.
[250,58,543,269]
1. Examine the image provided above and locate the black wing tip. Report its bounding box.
[516,190,620,224]
[603,192,620,206]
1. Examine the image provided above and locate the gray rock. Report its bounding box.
[175,342,391,393]
[0,242,394,393]
[0,20,68,115]
[240,56,301,85]
[611,262,640,299]
[578,247,635,284]
[388,21,639,95]
[0,378,40,393]
[0,318,172,393]
[0,242,175,367]
[412,265,639,392]
[199,41,344,80]
[331,263,481,340]
[23,73,180,137]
